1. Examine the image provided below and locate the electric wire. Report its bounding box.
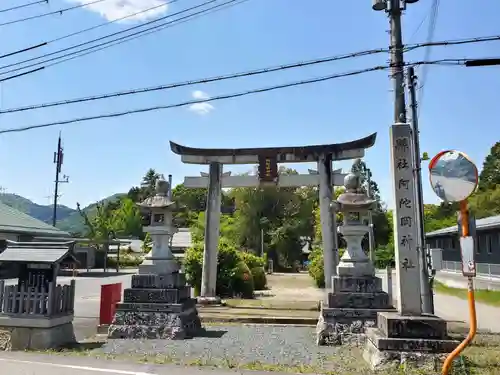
[30,0,249,73]
[0,0,176,61]
[1,27,497,85]
[0,59,465,135]
[0,0,47,14]
[417,0,440,117]
[0,0,225,74]
[0,0,109,27]
[0,34,498,114]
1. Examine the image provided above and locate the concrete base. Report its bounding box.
[316,275,395,346]
[108,272,203,340]
[363,337,450,372]
[0,315,75,351]
[363,311,459,370]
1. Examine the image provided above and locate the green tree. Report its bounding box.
[478,142,500,192]
[127,169,161,203]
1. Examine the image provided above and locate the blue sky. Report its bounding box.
[0,0,498,209]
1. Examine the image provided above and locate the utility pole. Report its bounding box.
[52,132,69,226]
[408,66,433,314]
[372,0,420,123]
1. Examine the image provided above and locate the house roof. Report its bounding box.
[171,228,192,249]
[426,214,500,237]
[0,201,70,238]
[0,241,76,263]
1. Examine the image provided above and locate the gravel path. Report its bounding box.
[95,325,368,372]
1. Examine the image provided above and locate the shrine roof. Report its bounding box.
[0,241,76,264]
[169,133,377,164]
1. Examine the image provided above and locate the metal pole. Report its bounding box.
[389,0,407,123]
[407,66,432,314]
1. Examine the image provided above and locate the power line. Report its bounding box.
[21,0,249,75]
[417,0,440,117]
[0,0,224,74]
[0,0,175,60]
[0,60,463,135]
[0,47,389,114]
[0,33,498,114]
[0,0,108,27]
[0,0,47,14]
[1,25,497,85]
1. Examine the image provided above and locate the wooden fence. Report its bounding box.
[0,280,75,317]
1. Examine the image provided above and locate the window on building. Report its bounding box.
[489,233,499,255]
[478,234,489,254]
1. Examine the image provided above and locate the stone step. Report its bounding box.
[327,292,390,309]
[123,286,190,303]
[366,327,459,353]
[332,276,383,293]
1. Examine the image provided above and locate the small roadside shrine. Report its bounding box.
[0,240,78,351]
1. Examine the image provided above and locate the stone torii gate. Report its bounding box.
[169,133,377,300]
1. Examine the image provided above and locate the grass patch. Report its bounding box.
[30,333,500,375]
[434,281,500,307]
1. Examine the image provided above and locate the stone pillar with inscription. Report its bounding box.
[316,169,395,346]
[363,124,458,370]
[108,175,202,339]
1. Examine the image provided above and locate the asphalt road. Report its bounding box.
[430,175,477,201]
[0,351,282,375]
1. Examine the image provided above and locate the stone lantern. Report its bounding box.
[137,175,179,275]
[333,172,377,277]
[316,167,394,346]
[107,175,202,340]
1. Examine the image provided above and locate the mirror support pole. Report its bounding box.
[442,201,477,375]
[407,66,433,314]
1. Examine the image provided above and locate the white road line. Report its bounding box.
[0,358,155,375]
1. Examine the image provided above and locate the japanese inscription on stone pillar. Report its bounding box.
[390,124,422,315]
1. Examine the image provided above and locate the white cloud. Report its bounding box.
[188,90,214,115]
[72,0,169,22]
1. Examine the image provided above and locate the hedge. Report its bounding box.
[106,255,144,268]
[183,242,265,298]
[308,247,346,288]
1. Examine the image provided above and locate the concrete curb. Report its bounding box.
[96,315,318,334]
[201,315,318,325]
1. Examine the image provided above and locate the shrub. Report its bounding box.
[183,241,256,298]
[308,247,325,288]
[251,266,267,290]
[231,261,254,298]
[308,247,346,288]
[107,255,143,268]
[240,251,265,269]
